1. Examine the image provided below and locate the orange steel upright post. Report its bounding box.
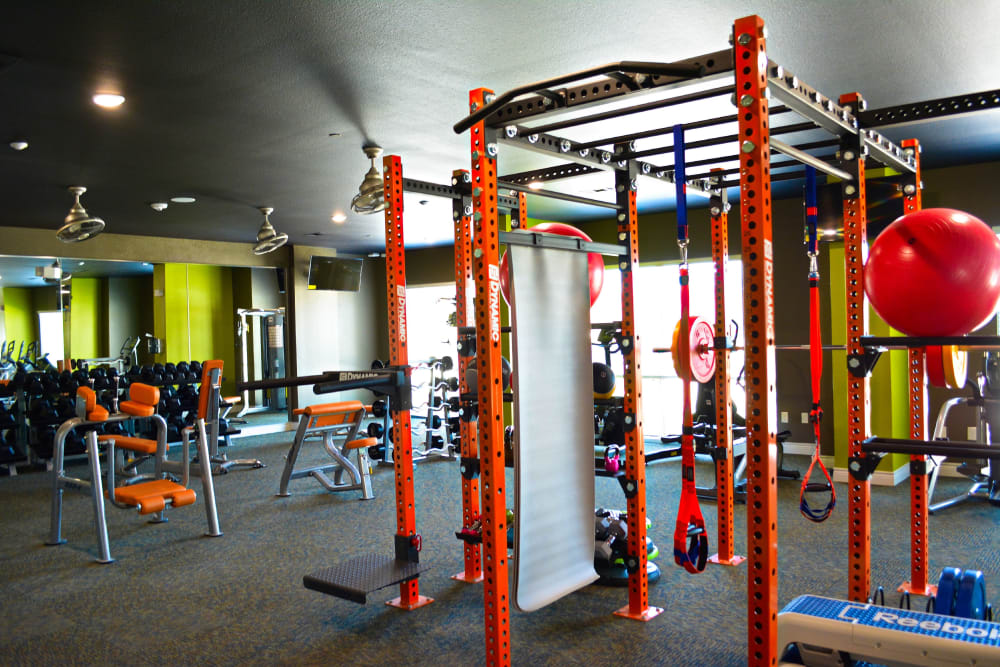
[734,16,778,666]
[611,151,661,623]
[707,181,744,568]
[382,155,433,611]
[451,170,483,584]
[468,88,511,667]
[839,92,872,604]
[898,139,934,597]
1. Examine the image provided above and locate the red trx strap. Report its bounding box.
[800,166,835,522]
[672,125,707,572]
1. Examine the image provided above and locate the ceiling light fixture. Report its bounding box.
[350,145,385,214]
[57,186,106,243]
[331,212,347,223]
[92,93,125,108]
[253,207,288,255]
[170,195,196,204]
[9,141,28,151]
[150,202,168,212]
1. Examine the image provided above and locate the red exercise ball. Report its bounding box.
[498,222,605,307]
[864,208,1000,337]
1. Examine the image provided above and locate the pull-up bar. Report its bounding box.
[454,60,706,133]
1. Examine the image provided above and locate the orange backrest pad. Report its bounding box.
[129,383,160,406]
[77,386,97,412]
[304,400,364,428]
[198,360,224,419]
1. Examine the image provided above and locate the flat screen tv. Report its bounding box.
[308,256,363,292]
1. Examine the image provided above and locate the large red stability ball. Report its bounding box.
[863,208,1000,337]
[498,222,605,307]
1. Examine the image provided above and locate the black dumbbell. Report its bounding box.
[371,400,387,418]
[189,361,202,377]
[367,422,384,439]
[367,443,386,460]
[429,415,442,430]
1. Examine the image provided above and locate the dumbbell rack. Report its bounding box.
[414,361,459,462]
[128,362,204,445]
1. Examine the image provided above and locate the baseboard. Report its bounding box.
[781,441,816,457]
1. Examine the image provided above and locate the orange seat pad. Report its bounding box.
[120,400,156,418]
[97,435,158,454]
[88,406,109,422]
[110,480,196,514]
[222,395,241,405]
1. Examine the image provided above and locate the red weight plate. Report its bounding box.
[689,317,716,383]
[671,317,716,384]
[925,345,946,387]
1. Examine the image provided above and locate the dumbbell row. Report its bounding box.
[128,360,204,386]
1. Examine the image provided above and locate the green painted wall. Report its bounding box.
[2,287,35,344]
[153,263,237,395]
[69,277,108,359]
[829,244,907,473]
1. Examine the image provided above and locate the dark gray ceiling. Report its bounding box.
[1,1,998,255]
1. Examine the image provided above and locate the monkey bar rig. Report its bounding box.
[451,13,937,667]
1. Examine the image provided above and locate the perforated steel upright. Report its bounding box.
[839,92,872,604]
[708,183,744,567]
[733,16,778,666]
[468,87,511,667]
[452,170,483,584]
[382,155,432,611]
[899,139,933,597]
[612,155,661,622]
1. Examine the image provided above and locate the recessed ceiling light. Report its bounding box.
[331,212,347,223]
[9,141,28,151]
[78,261,85,266]
[527,181,544,190]
[93,93,125,108]
[150,202,168,212]
[170,196,196,204]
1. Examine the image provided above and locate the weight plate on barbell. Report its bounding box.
[671,316,716,384]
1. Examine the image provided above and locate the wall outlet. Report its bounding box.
[801,412,809,424]
[780,411,789,424]
[968,426,977,441]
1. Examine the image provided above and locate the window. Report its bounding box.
[590,260,745,437]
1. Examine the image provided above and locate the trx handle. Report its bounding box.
[800,448,836,522]
[674,484,708,573]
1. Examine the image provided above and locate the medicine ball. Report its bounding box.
[498,222,605,307]
[593,362,616,399]
[464,355,512,394]
[864,208,1000,336]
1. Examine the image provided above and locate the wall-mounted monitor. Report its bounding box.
[308,256,363,292]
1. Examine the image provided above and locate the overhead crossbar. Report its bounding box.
[770,139,853,181]
[454,60,710,133]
